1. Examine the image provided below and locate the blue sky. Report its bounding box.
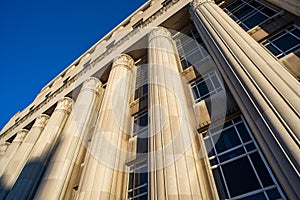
[0,0,146,130]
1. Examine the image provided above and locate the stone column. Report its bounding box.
[0,129,28,176]
[148,27,217,200]
[189,1,300,199]
[0,114,49,199]
[76,54,135,199]
[34,77,104,200]
[5,97,73,200]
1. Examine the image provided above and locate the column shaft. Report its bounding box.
[0,114,49,199]
[77,54,135,200]
[148,27,217,200]
[190,1,300,199]
[34,77,104,200]
[0,129,28,176]
[5,97,73,200]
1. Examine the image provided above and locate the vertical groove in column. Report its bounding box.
[76,54,135,200]
[5,97,73,200]
[190,1,300,199]
[33,77,104,200]
[0,114,49,199]
[148,27,217,200]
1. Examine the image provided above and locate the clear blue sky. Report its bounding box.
[0,0,146,130]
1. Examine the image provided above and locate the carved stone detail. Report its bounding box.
[33,114,50,128]
[81,77,103,93]
[55,97,73,113]
[148,27,172,42]
[192,0,214,8]
[13,129,29,143]
[112,54,135,69]
[0,142,10,155]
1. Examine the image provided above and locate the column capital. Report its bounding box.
[33,114,50,128]
[191,0,214,8]
[13,129,29,143]
[0,142,10,155]
[81,77,103,94]
[55,97,73,113]
[148,27,172,42]
[112,54,135,70]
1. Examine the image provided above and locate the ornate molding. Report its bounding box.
[0,142,10,155]
[0,0,182,140]
[13,129,29,143]
[112,54,135,70]
[81,77,103,94]
[55,97,73,113]
[148,27,172,42]
[33,114,50,128]
[192,0,214,8]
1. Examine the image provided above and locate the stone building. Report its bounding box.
[0,0,299,199]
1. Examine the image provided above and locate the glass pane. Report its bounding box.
[137,138,148,153]
[267,188,281,199]
[233,5,254,19]
[192,86,200,100]
[222,156,261,197]
[264,43,281,57]
[197,81,209,98]
[219,147,245,162]
[213,127,241,153]
[245,143,256,152]
[212,167,229,199]
[261,7,276,17]
[273,33,299,52]
[143,84,148,96]
[211,75,221,89]
[291,27,300,38]
[250,152,274,187]
[236,123,251,142]
[243,12,267,29]
[226,0,241,12]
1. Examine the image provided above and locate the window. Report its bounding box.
[224,0,278,31]
[262,25,300,58]
[133,111,148,154]
[175,29,209,70]
[203,116,286,199]
[127,159,148,200]
[190,71,223,102]
[134,63,148,99]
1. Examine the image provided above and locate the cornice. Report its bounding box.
[0,0,182,140]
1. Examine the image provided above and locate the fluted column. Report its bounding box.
[0,114,49,199]
[190,1,300,199]
[148,27,217,200]
[6,97,73,200]
[0,129,28,176]
[34,78,104,200]
[76,54,135,199]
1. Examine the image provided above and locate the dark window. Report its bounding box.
[224,0,278,30]
[190,71,223,102]
[203,116,285,199]
[262,25,300,58]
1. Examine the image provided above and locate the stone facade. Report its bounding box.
[0,0,299,199]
